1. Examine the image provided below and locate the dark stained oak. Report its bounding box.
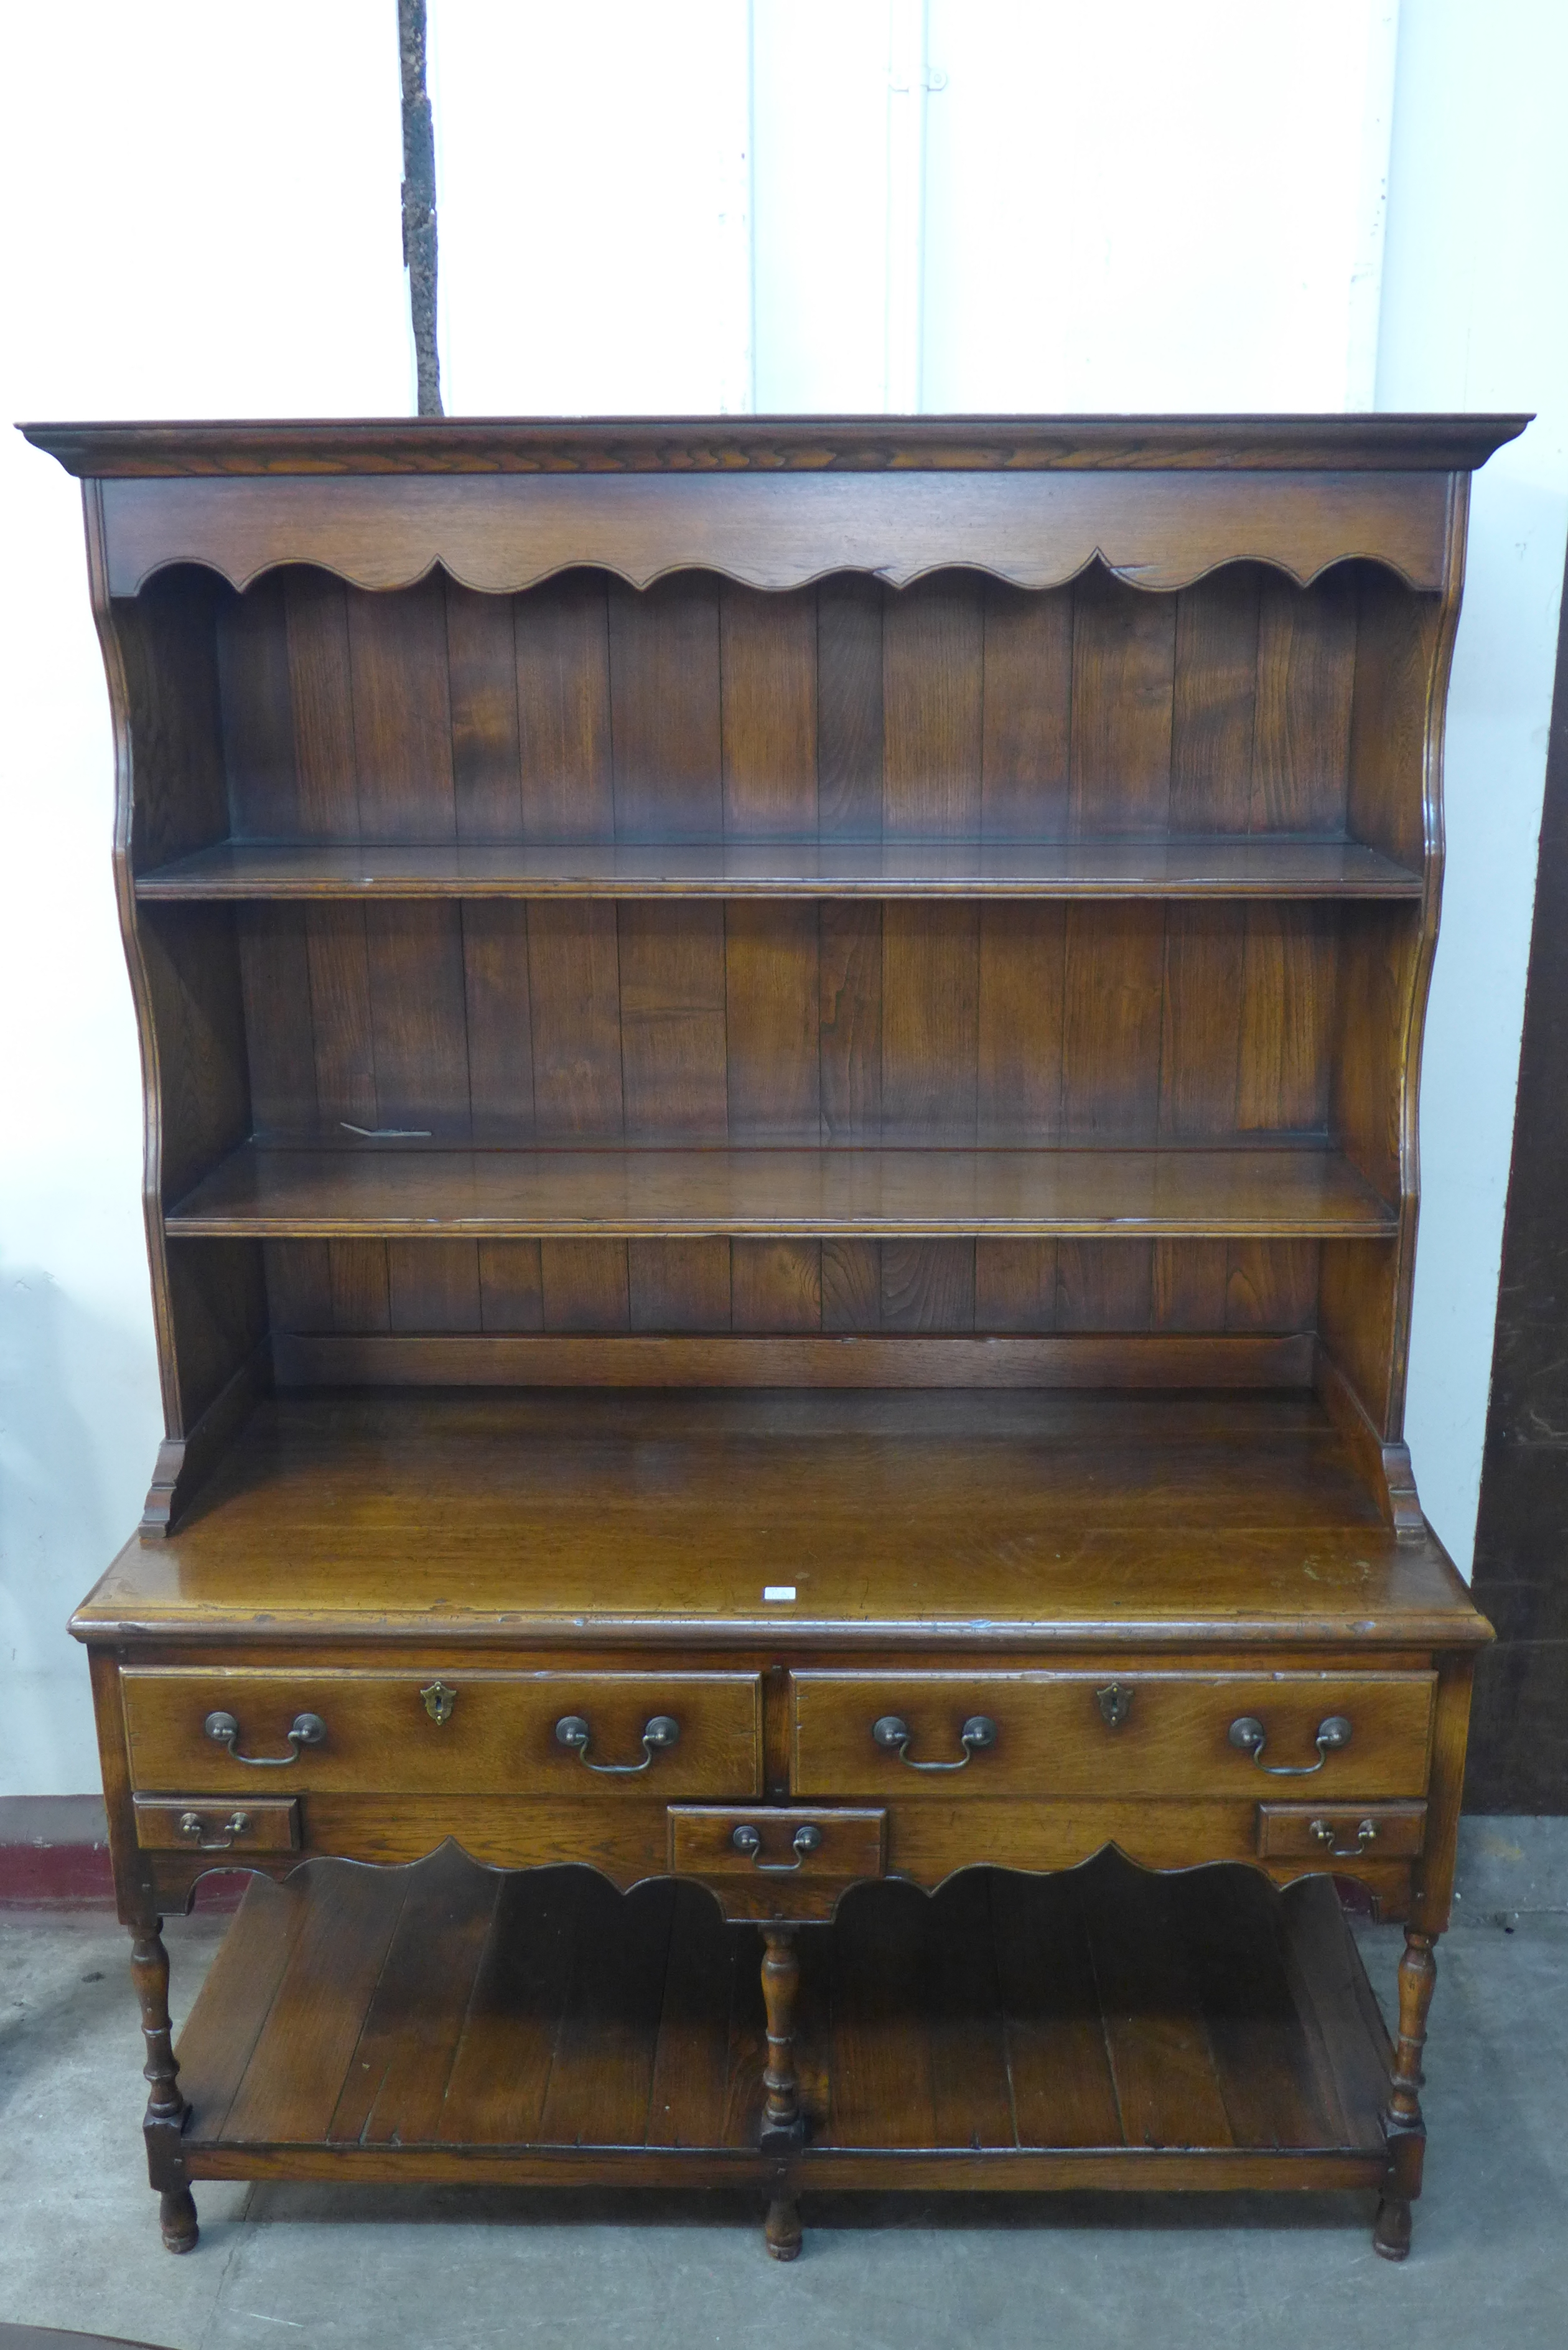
[164,1141,1398,1240]
[22,412,1530,476]
[41,412,1507,2262]
[88,472,1462,601]
[269,1331,1319,1392]
[790,1667,1436,1799]
[70,1388,1485,1650]
[163,1852,1399,2201]
[133,836,1425,900]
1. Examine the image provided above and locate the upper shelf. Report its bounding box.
[164,1142,1397,1240]
[134,836,1424,902]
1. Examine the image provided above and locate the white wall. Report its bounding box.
[922,0,1398,412]
[2,0,1561,1795]
[750,0,1399,415]
[429,1,754,414]
[0,2,408,1796]
[1379,0,1568,1570]
[751,1,894,412]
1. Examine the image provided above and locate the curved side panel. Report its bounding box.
[100,470,1454,599]
[1389,473,1472,1432]
[85,481,180,1439]
[1317,474,1472,1485]
[86,490,270,1532]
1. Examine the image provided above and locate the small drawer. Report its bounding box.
[669,1805,885,1882]
[133,1795,301,1854]
[121,1669,762,1799]
[791,1671,1435,1799]
[1256,1801,1427,1861]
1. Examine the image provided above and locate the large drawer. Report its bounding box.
[790,1671,1435,1799]
[121,1669,763,1798]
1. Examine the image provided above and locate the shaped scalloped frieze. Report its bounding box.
[100,468,1454,599]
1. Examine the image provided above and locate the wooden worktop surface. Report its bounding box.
[73,1390,1490,1650]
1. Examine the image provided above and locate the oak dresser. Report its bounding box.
[26,412,1521,2261]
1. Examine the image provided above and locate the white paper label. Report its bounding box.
[762,1585,797,1603]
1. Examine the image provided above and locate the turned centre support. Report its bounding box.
[758,1925,806,2258]
[760,1925,805,2152]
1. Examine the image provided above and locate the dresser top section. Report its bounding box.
[21,413,1531,479]
[72,1391,1490,1651]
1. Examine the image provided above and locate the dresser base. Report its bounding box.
[154,1847,1412,2259]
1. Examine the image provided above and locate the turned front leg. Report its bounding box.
[129,1919,198,2254]
[1374,1925,1437,2262]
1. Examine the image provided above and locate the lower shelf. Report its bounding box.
[173,1847,1396,2194]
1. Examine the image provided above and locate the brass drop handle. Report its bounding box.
[872,1713,997,1771]
[177,1809,254,1851]
[554,1714,681,1774]
[204,1710,326,1767]
[1228,1714,1351,1776]
[731,1822,823,1873]
[1310,1817,1379,1858]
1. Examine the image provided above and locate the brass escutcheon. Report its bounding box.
[420,1680,457,1725]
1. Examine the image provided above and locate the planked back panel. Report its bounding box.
[116,543,1440,1415]
[259,1234,1325,1344]
[225,897,1345,1149]
[200,562,1420,851]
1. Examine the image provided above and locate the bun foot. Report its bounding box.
[1373,2194,1412,2260]
[764,2193,802,2262]
[160,2186,199,2254]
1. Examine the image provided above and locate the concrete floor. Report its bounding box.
[2,1885,1565,2350]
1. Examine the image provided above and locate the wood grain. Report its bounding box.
[96,469,1459,599]
[40,411,1527,475]
[446,580,523,843]
[515,573,614,841]
[346,577,455,843]
[724,904,819,1143]
[123,1666,764,1799]
[166,1141,1398,1238]
[74,1388,1487,1650]
[981,583,1073,838]
[882,574,984,838]
[137,838,1424,900]
[63,415,1502,2259]
[272,1331,1315,1388]
[168,1851,1403,2179]
[790,1668,1435,1800]
[284,571,358,840]
[1070,573,1176,836]
[720,586,817,837]
[607,576,722,838]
